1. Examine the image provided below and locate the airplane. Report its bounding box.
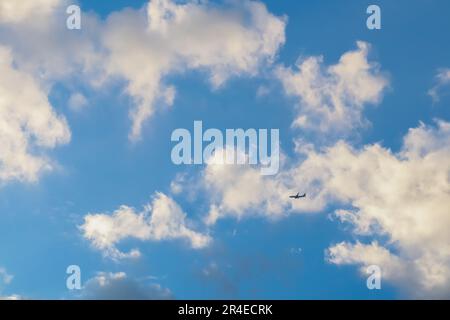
[289,192,306,199]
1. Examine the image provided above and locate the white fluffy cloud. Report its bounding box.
[428,68,450,102]
[276,41,388,137]
[320,121,450,297]
[201,147,290,225]
[103,0,286,140]
[81,192,211,259]
[0,46,70,183]
[199,144,331,225]
[195,120,450,296]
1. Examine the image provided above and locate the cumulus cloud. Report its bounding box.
[81,192,211,259]
[320,121,450,297]
[103,0,286,140]
[80,272,173,300]
[199,143,330,225]
[194,120,450,296]
[428,68,450,103]
[276,41,389,138]
[202,146,290,225]
[0,46,70,183]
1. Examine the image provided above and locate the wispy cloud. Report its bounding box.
[428,68,450,103]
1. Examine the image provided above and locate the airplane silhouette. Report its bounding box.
[289,192,306,199]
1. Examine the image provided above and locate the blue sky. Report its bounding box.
[0,0,449,300]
